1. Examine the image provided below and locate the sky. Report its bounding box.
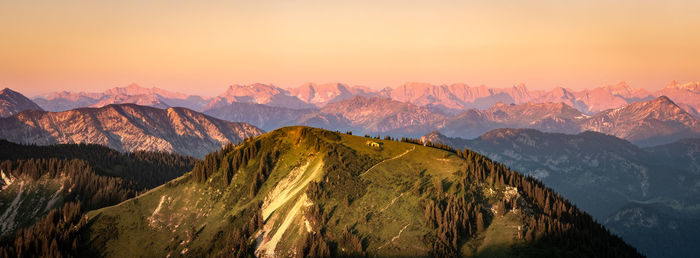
[1,0,699,96]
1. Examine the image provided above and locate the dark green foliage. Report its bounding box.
[0,202,84,257]
[1,158,137,211]
[299,232,331,258]
[0,139,196,189]
[218,207,263,258]
[390,135,641,257]
[0,140,196,257]
[424,196,483,257]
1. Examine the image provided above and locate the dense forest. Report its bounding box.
[0,140,197,257]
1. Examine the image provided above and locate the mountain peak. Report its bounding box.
[652,95,675,105]
[0,88,43,117]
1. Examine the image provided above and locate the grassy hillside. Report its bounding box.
[79,126,640,257]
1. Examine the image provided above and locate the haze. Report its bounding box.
[1,0,699,96]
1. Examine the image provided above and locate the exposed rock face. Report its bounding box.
[0,104,264,157]
[0,88,43,117]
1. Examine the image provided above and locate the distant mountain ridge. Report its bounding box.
[31,81,700,117]
[33,83,209,112]
[0,104,264,157]
[436,96,700,146]
[0,88,43,117]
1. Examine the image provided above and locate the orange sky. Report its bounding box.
[1,0,699,96]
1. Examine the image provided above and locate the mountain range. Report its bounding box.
[26,81,700,117]
[4,84,698,147]
[421,129,700,257]
[0,104,263,157]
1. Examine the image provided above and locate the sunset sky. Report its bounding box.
[1,0,699,96]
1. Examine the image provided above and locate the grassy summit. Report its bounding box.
[80,126,640,257]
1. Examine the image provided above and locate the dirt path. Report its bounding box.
[360,146,415,177]
[378,223,411,250]
[256,194,308,257]
[379,191,407,213]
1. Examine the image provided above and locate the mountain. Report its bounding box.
[203,102,318,132]
[0,88,43,117]
[0,126,640,257]
[318,96,447,136]
[421,129,700,257]
[89,93,170,109]
[438,102,585,139]
[0,104,264,157]
[0,140,196,236]
[32,91,102,112]
[655,81,700,116]
[437,96,700,146]
[385,81,700,117]
[388,82,539,113]
[582,96,700,146]
[534,82,654,114]
[33,84,209,112]
[204,83,314,110]
[287,82,376,107]
[203,96,443,135]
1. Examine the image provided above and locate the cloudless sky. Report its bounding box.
[1,0,699,96]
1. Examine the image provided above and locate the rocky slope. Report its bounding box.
[421,129,700,257]
[0,88,43,117]
[66,126,639,257]
[0,104,264,157]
